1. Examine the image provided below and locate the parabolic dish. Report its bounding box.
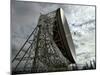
[54,8,76,63]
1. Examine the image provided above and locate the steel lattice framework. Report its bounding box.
[12,8,76,74]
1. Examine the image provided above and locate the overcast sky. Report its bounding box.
[11,0,95,64]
